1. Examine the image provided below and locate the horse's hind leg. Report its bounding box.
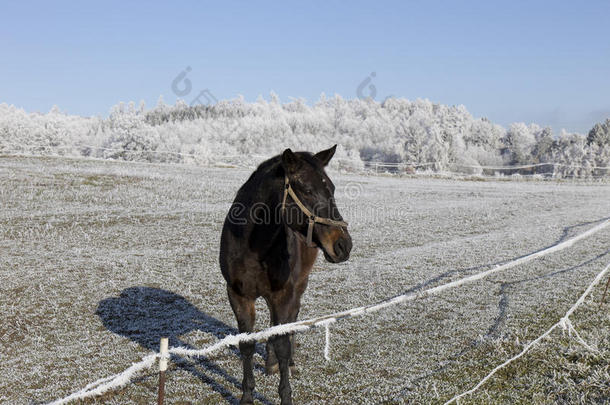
[228,287,256,405]
[266,335,296,375]
[265,340,278,375]
[288,334,298,375]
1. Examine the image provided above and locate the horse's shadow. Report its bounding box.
[96,286,271,405]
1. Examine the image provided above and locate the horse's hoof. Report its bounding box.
[265,363,279,375]
[290,365,299,377]
[240,395,254,405]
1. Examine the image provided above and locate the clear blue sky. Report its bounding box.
[1,1,609,133]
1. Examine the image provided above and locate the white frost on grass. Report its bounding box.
[1,156,609,404]
[47,217,609,404]
[445,261,610,404]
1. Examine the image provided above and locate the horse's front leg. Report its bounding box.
[269,296,300,405]
[227,287,256,404]
[269,333,293,405]
[288,305,299,376]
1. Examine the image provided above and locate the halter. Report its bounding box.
[281,175,348,247]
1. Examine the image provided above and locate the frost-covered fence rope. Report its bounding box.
[165,218,610,359]
[48,354,159,405]
[444,260,610,405]
[47,218,610,404]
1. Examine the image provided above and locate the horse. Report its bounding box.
[219,145,352,404]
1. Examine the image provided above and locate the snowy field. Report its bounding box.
[1,155,609,404]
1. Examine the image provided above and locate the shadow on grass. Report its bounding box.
[96,286,271,405]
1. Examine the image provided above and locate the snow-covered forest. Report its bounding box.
[1,95,608,177]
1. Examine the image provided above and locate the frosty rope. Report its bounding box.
[315,318,336,361]
[558,317,598,353]
[47,218,610,404]
[444,261,610,405]
[48,353,159,405]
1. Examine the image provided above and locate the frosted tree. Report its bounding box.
[585,119,610,176]
[0,95,608,178]
[587,119,610,147]
[503,123,537,165]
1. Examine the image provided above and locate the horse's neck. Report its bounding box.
[247,175,286,257]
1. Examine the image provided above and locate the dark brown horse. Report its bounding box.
[219,146,352,404]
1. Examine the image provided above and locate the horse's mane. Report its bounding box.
[233,151,320,210]
[246,151,320,186]
[255,151,320,175]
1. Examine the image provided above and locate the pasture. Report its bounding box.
[1,155,609,404]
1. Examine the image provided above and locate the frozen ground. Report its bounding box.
[1,155,609,404]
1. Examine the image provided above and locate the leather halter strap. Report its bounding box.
[281,175,348,247]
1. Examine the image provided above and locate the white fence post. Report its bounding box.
[158,337,169,405]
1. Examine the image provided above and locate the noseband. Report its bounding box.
[281,176,348,247]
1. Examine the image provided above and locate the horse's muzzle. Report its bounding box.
[323,230,352,263]
[334,234,352,261]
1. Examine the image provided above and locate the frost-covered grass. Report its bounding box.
[1,155,609,404]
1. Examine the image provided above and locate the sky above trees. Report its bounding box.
[1,1,609,133]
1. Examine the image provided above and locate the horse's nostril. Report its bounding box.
[334,238,350,258]
[334,240,343,256]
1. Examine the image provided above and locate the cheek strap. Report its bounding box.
[281,176,348,247]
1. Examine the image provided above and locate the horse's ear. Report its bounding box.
[281,148,301,174]
[313,145,337,166]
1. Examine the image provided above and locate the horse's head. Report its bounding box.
[280,145,352,263]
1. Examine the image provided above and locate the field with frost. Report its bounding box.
[1,155,609,404]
